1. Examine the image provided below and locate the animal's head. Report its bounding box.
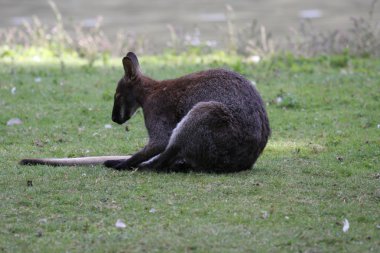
[112,52,141,124]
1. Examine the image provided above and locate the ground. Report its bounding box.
[0,51,379,252]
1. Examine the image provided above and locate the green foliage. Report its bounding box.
[0,52,379,252]
[329,52,350,68]
[1,1,380,59]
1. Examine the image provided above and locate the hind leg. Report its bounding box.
[145,101,233,172]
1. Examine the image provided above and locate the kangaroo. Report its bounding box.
[20,52,270,173]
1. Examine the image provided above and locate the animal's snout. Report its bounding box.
[112,114,127,125]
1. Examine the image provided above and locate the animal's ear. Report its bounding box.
[122,52,140,79]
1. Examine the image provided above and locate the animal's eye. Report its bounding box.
[115,93,121,99]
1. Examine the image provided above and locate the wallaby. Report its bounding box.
[20,52,270,173]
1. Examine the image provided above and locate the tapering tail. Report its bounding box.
[19,156,131,166]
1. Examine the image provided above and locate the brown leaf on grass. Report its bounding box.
[261,211,269,219]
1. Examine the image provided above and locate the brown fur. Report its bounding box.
[104,52,270,172]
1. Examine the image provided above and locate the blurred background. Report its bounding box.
[1,0,379,57]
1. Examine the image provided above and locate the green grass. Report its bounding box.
[0,51,379,252]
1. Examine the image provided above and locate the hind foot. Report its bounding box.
[104,159,132,170]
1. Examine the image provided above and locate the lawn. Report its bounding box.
[0,51,379,252]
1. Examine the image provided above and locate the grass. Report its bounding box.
[0,51,379,252]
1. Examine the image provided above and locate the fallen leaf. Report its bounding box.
[7,118,22,126]
[34,140,44,147]
[149,208,156,213]
[343,218,349,233]
[38,218,47,224]
[115,219,126,228]
[11,87,16,94]
[261,211,269,219]
[104,124,112,129]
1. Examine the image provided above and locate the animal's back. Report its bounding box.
[156,68,270,172]
[174,68,269,138]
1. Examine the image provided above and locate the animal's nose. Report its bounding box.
[112,115,117,122]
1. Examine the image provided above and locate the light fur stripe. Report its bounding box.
[19,156,131,166]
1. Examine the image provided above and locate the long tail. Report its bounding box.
[19,156,131,166]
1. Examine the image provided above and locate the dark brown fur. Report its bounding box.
[104,52,270,172]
